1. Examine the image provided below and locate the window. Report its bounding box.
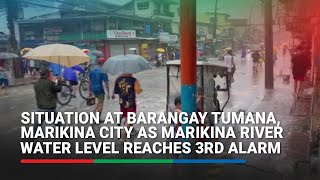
[154,3,160,13]
[91,21,105,32]
[108,17,117,30]
[63,23,80,32]
[118,18,132,30]
[137,1,149,10]
[164,4,169,12]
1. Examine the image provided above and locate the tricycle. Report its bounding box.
[165,59,231,125]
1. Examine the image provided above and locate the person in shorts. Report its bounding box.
[89,57,110,117]
[251,50,261,72]
[112,73,142,140]
[0,67,9,94]
[291,46,309,98]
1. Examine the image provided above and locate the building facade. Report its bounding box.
[0,32,9,52]
[16,0,183,60]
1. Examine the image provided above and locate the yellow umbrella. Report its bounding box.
[21,48,32,55]
[156,48,165,53]
[224,47,232,51]
[23,44,90,67]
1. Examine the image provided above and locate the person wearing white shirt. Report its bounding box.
[223,49,236,86]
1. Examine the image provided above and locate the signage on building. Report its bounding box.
[168,35,178,42]
[160,32,178,43]
[107,30,136,39]
[159,32,169,42]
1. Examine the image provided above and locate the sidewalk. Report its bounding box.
[7,74,36,87]
[214,59,315,179]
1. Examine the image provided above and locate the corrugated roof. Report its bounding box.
[100,0,131,6]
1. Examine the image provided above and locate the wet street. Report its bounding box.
[0,55,317,179]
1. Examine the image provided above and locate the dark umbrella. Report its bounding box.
[91,50,104,57]
[0,52,19,59]
[101,55,151,75]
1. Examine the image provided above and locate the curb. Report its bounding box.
[8,81,36,88]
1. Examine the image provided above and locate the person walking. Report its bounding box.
[0,59,4,68]
[223,49,236,86]
[155,51,163,66]
[251,50,261,72]
[258,49,265,69]
[33,67,62,131]
[273,46,278,65]
[112,73,142,141]
[241,49,247,62]
[0,67,9,94]
[29,59,36,78]
[88,57,110,117]
[291,46,309,98]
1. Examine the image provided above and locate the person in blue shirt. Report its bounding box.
[89,57,110,116]
[175,49,180,60]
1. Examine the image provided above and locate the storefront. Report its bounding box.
[107,30,140,56]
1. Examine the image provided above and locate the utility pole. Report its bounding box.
[213,0,218,39]
[265,0,274,89]
[213,0,218,56]
[180,0,196,152]
[158,21,162,48]
[6,0,22,78]
[248,6,253,43]
[180,0,196,178]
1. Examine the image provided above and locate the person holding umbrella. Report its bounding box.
[89,57,110,117]
[33,67,63,132]
[129,48,137,55]
[223,48,236,86]
[101,54,151,140]
[112,73,142,140]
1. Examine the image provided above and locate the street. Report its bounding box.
[0,55,316,179]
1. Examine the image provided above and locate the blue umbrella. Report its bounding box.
[71,65,85,74]
[49,63,64,76]
[101,55,151,75]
